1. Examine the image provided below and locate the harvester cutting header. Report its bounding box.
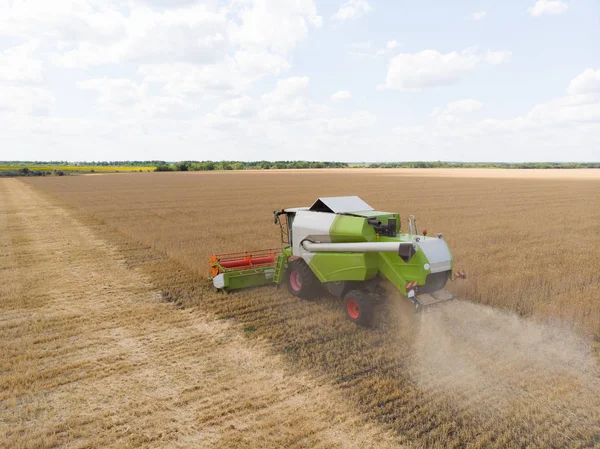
[210,196,465,326]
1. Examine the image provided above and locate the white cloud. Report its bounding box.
[528,0,568,17]
[331,90,352,101]
[5,0,320,94]
[0,0,126,43]
[386,40,399,50]
[485,50,512,65]
[78,78,147,111]
[260,76,315,122]
[332,0,373,21]
[139,59,252,98]
[320,111,375,135]
[352,40,401,58]
[567,69,600,95]
[0,42,45,84]
[375,40,401,57]
[262,76,310,104]
[0,0,596,163]
[381,48,511,91]
[234,50,291,78]
[431,99,483,125]
[468,11,487,20]
[382,49,478,91]
[232,0,322,54]
[214,96,256,118]
[50,6,229,68]
[77,77,195,118]
[0,86,54,115]
[434,99,484,116]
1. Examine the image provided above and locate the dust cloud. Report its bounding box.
[411,300,600,418]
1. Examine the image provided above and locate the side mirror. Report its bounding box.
[273,212,279,224]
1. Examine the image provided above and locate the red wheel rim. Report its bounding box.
[290,271,302,292]
[347,299,360,319]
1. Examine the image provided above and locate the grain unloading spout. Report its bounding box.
[300,240,417,256]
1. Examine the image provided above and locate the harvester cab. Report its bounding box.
[210,196,465,326]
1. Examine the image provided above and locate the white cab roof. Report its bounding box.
[284,207,310,213]
[309,196,374,213]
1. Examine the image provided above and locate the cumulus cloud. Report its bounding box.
[234,50,291,78]
[262,76,310,104]
[232,0,322,54]
[0,0,596,163]
[331,90,352,101]
[332,0,373,21]
[431,99,483,125]
[0,42,45,84]
[0,85,54,115]
[50,6,229,68]
[77,77,195,118]
[214,96,256,118]
[567,69,600,95]
[528,0,568,16]
[433,99,484,116]
[468,11,487,20]
[4,0,321,100]
[381,48,511,91]
[260,76,315,122]
[139,59,252,98]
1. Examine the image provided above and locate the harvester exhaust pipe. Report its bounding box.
[301,240,417,257]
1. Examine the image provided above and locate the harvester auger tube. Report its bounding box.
[209,196,466,325]
[300,240,417,255]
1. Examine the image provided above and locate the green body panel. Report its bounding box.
[308,252,379,282]
[272,206,454,298]
[273,254,288,285]
[221,266,275,290]
[377,241,430,295]
[329,215,376,243]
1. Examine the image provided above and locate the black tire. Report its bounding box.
[343,289,374,327]
[418,270,450,294]
[286,259,321,299]
[324,280,355,298]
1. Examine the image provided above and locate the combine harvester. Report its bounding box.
[209,196,465,326]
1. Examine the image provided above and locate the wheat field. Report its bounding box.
[2,169,599,448]
[26,168,600,335]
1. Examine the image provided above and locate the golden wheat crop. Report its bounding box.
[27,168,600,335]
[6,169,600,448]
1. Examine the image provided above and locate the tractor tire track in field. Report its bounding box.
[0,179,403,449]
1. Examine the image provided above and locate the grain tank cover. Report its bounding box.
[309,196,374,214]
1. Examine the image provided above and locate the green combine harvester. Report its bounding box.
[209,196,465,325]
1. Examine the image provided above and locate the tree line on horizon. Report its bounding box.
[155,160,600,171]
[2,160,599,174]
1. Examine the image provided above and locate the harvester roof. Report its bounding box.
[308,196,374,214]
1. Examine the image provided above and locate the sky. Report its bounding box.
[0,0,599,162]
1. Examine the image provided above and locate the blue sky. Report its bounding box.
[0,0,598,162]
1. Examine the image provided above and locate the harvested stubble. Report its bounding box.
[0,179,403,449]
[14,169,600,448]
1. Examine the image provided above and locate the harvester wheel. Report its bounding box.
[286,259,321,299]
[343,290,374,327]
